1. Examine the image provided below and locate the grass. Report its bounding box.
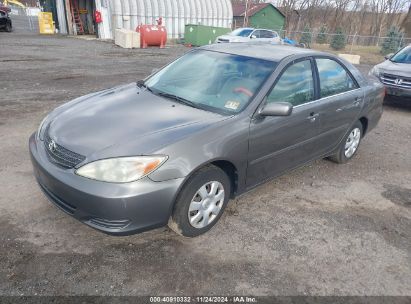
[166,40,385,65]
[310,43,385,65]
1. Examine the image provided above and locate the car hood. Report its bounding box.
[377,60,411,78]
[47,83,226,158]
[218,35,249,42]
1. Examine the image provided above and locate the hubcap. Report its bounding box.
[344,127,361,158]
[188,181,225,229]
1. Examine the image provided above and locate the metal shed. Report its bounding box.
[232,3,285,31]
[104,0,233,39]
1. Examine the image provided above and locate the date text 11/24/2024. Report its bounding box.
[149,296,257,303]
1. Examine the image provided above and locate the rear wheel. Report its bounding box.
[168,165,231,237]
[329,121,363,164]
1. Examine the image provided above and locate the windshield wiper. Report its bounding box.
[137,81,200,109]
[136,80,154,93]
[155,91,199,109]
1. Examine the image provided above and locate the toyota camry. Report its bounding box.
[30,43,384,237]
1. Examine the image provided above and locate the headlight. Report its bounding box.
[37,115,49,140]
[369,66,381,77]
[75,156,167,183]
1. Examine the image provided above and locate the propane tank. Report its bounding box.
[136,19,167,48]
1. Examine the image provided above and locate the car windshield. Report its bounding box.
[391,46,411,64]
[145,50,277,114]
[229,28,254,37]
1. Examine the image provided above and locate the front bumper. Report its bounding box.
[384,85,411,98]
[29,133,184,235]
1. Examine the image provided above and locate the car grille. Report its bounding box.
[217,38,229,43]
[380,73,411,89]
[44,127,86,169]
[87,218,131,230]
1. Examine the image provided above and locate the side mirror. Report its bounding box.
[259,102,293,117]
[250,35,257,39]
[384,53,394,60]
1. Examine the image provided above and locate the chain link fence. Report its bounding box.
[7,5,40,32]
[275,29,410,50]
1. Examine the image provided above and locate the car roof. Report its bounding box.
[233,28,277,32]
[253,28,278,32]
[200,43,327,62]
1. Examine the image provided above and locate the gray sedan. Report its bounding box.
[29,43,384,237]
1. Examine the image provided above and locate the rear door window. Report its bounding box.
[252,30,262,38]
[260,30,275,38]
[316,58,358,98]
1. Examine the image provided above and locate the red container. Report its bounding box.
[137,24,167,48]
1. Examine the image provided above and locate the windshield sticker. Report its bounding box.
[225,100,240,110]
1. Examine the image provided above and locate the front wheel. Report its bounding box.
[329,121,363,164]
[5,23,12,32]
[168,165,231,237]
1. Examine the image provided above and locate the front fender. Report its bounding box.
[148,116,250,192]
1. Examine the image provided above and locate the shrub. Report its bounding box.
[380,27,403,55]
[299,25,312,46]
[330,27,346,50]
[316,25,327,44]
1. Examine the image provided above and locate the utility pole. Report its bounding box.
[243,0,250,27]
[293,9,300,40]
[294,9,301,33]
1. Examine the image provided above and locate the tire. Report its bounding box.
[168,165,231,237]
[5,23,12,32]
[329,121,363,164]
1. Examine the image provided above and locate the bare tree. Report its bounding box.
[401,4,411,35]
[230,0,411,39]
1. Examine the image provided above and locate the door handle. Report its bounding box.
[353,97,363,107]
[307,112,319,122]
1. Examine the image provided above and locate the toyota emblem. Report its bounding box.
[48,140,57,152]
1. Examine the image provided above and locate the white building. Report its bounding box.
[56,0,233,39]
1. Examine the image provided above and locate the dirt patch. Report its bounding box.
[52,75,84,81]
[382,185,411,207]
[0,58,55,63]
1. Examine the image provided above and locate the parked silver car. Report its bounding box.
[30,43,384,237]
[216,27,281,44]
[369,44,411,98]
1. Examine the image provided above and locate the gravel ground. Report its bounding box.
[0,16,410,297]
